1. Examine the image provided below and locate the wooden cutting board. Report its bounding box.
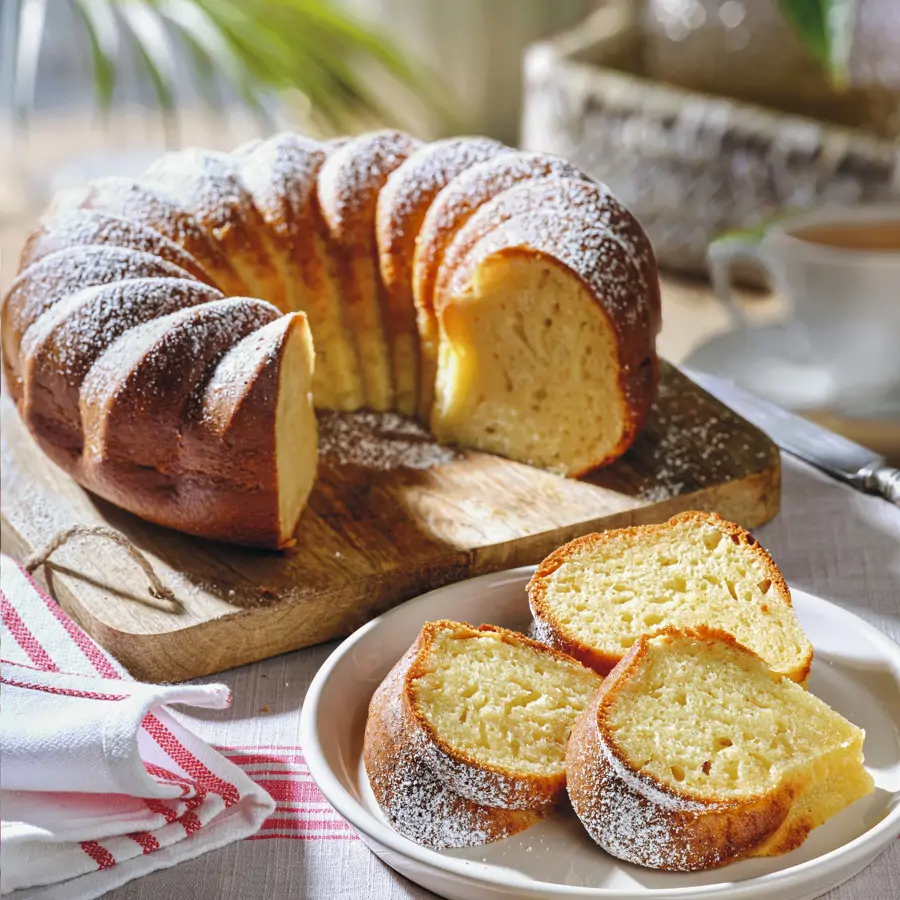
[1,362,780,682]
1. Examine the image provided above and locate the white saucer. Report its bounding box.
[300,568,900,900]
[682,324,900,415]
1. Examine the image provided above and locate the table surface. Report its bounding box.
[2,113,899,900]
[89,455,897,900]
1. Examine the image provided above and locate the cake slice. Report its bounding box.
[567,628,874,871]
[364,620,601,846]
[430,177,658,475]
[529,512,813,682]
[364,638,543,849]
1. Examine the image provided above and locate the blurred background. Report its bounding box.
[1,0,898,457]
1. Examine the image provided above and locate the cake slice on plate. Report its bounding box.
[364,619,601,847]
[529,512,813,682]
[566,628,873,871]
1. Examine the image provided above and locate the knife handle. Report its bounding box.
[862,464,900,506]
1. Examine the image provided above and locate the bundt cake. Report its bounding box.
[528,512,813,681]
[364,620,601,847]
[2,129,660,548]
[566,628,873,870]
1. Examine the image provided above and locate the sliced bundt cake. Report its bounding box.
[3,129,660,548]
[567,628,873,870]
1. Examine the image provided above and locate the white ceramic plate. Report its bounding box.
[300,568,900,900]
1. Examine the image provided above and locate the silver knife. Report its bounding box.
[681,367,900,506]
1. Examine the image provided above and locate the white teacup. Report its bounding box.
[708,206,900,401]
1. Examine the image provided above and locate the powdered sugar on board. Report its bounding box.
[626,374,773,504]
[317,409,460,471]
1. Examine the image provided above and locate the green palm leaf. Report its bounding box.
[777,0,857,88]
[14,0,453,136]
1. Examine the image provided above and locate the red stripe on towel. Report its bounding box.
[0,675,127,701]
[126,832,160,854]
[0,589,59,671]
[80,840,116,870]
[17,565,123,679]
[143,714,240,807]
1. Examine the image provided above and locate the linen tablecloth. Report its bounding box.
[26,455,900,900]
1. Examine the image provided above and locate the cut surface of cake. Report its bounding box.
[364,619,601,847]
[430,177,659,475]
[566,628,873,871]
[529,512,813,681]
[412,151,591,419]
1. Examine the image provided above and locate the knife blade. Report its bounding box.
[681,367,900,506]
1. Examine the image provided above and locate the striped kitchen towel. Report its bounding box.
[0,556,275,899]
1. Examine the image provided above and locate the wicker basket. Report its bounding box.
[521,8,900,274]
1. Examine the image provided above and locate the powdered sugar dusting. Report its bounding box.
[23,278,223,386]
[572,725,717,870]
[438,190,652,364]
[365,650,539,849]
[143,147,259,237]
[23,208,207,279]
[633,375,753,502]
[201,317,296,429]
[6,247,196,359]
[80,297,279,413]
[81,176,221,261]
[318,130,422,245]
[416,151,592,299]
[238,133,326,238]
[378,137,509,251]
[317,409,459,471]
[442,177,655,328]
